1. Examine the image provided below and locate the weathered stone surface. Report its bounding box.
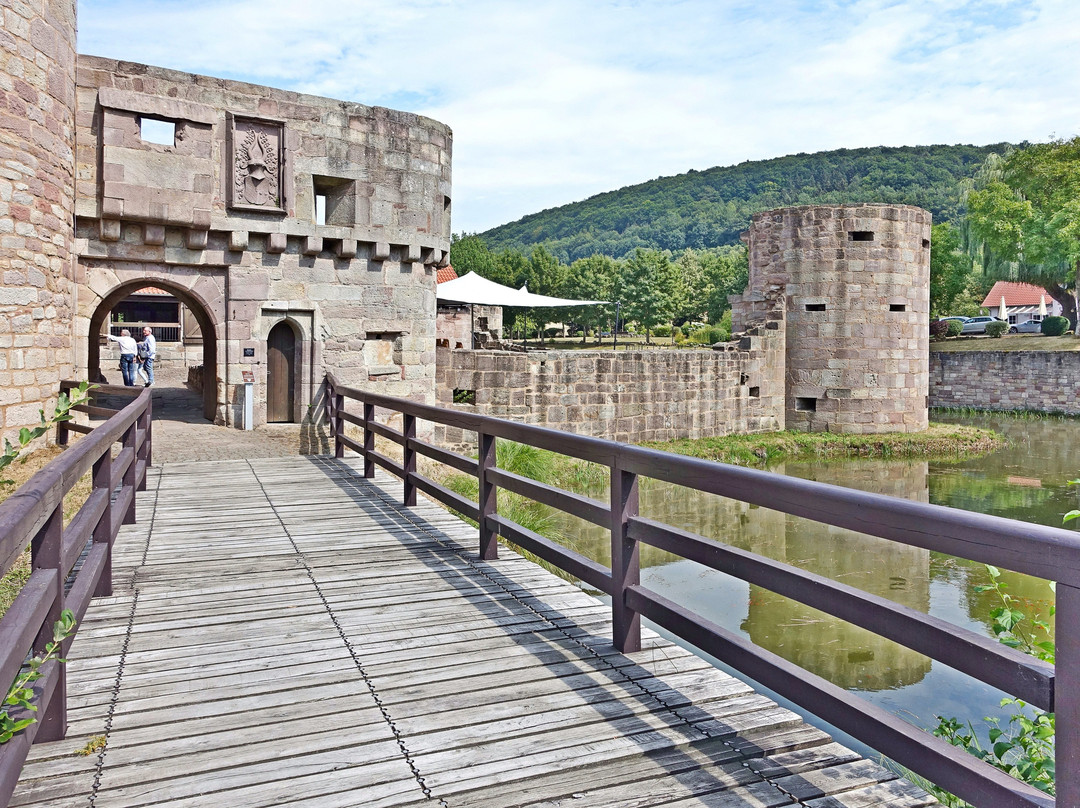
[732,205,930,434]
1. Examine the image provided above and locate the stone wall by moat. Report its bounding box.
[930,350,1080,414]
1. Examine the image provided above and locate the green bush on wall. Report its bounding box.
[985,320,1009,338]
[1041,316,1069,336]
[945,319,963,337]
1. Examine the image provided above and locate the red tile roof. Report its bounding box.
[436,266,458,284]
[981,281,1051,307]
[128,286,173,296]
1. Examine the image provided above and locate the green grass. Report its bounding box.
[641,423,1004,467]
[932,333,1080,352]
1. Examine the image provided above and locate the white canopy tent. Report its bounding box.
[436,272,609,349]
[436,271,606,307]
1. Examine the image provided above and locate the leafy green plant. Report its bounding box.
[1041,316,1069,336]
[0,381,94,486]
[946,319,964,338]
[932,565,1055,803]
[2,610,76,744]
[985,320,1009,338]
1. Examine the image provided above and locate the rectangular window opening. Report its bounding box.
[749,386,760,398]
[795,397,817,412]
[849,231,874,242]
[140,117,175,146]
[890,304,906,312]
[312,175,356,227]
[922,239,931,249]
[453,389,476,405]
[805,303,826,312]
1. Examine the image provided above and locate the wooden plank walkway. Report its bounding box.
[11,456,934,807]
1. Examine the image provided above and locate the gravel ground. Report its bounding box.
[143,382,331,463]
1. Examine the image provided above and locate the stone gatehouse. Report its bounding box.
[0,0,452,436]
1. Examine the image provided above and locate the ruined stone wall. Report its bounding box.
[733,204,930,434]
[930,350,1080,414]
[436,304,503,349]
[434,337,785,450]
[0,0,77,438]
[74,57,451,425]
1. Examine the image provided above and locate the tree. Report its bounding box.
[449,234,498,279]
[965,138,1080,332]
[700,246,749,324]
[619,248,680,343]
[929,223,974,317]
[566,254,619,342]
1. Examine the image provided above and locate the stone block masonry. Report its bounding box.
[0,0,77,439]
[930,350,1080,414]
[434,341,785,450]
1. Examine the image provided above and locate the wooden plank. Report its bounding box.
[12,458,931,808]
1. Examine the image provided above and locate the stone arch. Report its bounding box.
[87,278,221,421]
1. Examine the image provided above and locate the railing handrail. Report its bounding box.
[328,374,1080,584]
[325,372,1071,808]
[0,382,151,808]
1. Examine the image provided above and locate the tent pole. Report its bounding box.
[470,304,474,350]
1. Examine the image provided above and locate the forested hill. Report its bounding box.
[478,143,1015,262]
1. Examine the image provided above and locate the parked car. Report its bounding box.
[961,316,1006,334]
[938,316,970,324]
[1009,319,1044,334]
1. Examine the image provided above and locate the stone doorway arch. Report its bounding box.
[88,279,220,421]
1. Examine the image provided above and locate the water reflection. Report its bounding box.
[551,415,1068,731]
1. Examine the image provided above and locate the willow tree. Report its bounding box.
[965,138,1080,332]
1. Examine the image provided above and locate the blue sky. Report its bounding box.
[79,0,1080,233]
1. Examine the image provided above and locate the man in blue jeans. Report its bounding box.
[107,329,137,386]
[139,326,157,387]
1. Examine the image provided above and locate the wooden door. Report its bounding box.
[266,322,295,422]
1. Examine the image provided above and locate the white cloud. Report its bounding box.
[78,0,1080,232]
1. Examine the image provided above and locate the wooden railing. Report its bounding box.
[325,372,1074,808]
[0,383,151,807]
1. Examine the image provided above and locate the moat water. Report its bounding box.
[549,413,1069,749]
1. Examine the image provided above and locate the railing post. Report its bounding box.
[610,463,641,652]
[334,390,345,459]
[1058,582,1079,807]
[122,423,137,525]
[136,390,152,490]
[93,447,114,598]
[478,431,498,560]
[363,403,375,478]
[403,413,417,507]
[31,501,65,741]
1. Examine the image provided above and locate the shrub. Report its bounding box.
[653,324,671,337]
[1041,316,1069,336]
[946,319,963,337]
[985,320,1009,338]
[930,320,949,341]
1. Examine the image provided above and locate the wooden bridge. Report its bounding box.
[1,379,1075,807]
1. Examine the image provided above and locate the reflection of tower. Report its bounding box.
[742,460,933,690]
[0,0,77,439]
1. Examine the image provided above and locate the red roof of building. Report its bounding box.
[436,266,458,284]
[981,281,1051,307]
[128,286,173,296]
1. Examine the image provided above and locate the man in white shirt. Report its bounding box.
[139,326,157,387]
[106,328,137,386]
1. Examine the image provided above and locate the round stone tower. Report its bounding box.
[0,0,77,437]
[740,204,931,433]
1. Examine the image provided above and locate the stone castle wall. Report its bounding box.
[74,57,452,425]
[930,350,1080,414]
[0,0,77,437]
[733,204,931,434]
[434,329,785,450]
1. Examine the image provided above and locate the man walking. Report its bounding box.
[139,326,157,387]
[107,328,138,386]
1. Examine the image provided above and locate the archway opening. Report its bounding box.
[88,280,218,422]
[266,320,298,423]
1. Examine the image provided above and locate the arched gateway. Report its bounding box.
[85,276,221,422]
